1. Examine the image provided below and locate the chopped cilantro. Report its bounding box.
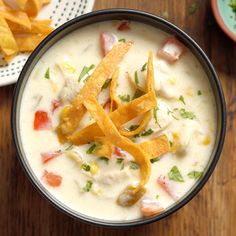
[129,124,139,131]
[150,157,160,164]
[120,161,125,170]
[169,141,173,148]
[81,164,91,172]
[134,71,139,84]
[168,166,184,182]
[86,143,96,154]
[153,107,161,127]
[102,78,112,89]
[116,158,124,164]
[141,62,147,72]
[189,3,198,14]
[135,128,154,138]
[187,171,203,179]
[83,180,93,192]
[119,38,126,42]
[83,75,90,83]
[179,95,186,105]
[156,194,160,199]
[132,89,144,100]
[119,94,131,102]
[98,156,109,164]
[44,67,50,79]
[197,90,202,95]
[65,143,74,151]
[162,10,169,19]
[130,161,139,170]
[179,108,196,119]
[78,64,95,82]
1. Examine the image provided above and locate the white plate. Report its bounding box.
[0,0,94,87]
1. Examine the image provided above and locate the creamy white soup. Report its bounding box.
[20,21,217,221]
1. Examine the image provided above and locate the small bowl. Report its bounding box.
[11,9,226,227]
[211,0,236,42]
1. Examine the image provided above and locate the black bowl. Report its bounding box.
[11,9,226,228]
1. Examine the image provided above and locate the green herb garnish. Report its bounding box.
[168,166,184,182]
[116,158,124,164]
[102,78,112,89]
[156,194,160,199]
[78,64,95,82]
[150,157,160,164]
[179,95,186,105]
[81,164,91,172]
[134,71,139,84]
[44,67,50,79]
[141,62,147,72]
[179,108,196,119]
[119,94,131,102]
[135,128,154,138]
[65,143,74,151]
[119,38,126,42]
[189,3,198,14]
[153,107,161,127]
[197,90,202,96]
[169,141,173,148]
[99,156,109,164]
[187,171,203,179]
[83,180,93,192]
[86,143,96,154]
[162,10,169,19]
[128,124,140,131]
[130,161,139,170]
[132,89,144,100]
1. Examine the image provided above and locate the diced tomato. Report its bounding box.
[117,21,130,31]
[100,32,118,56]
[51,99,61,113]
[42,170,62,187]
[114,146,125,157]
[157,175,179,200]
[41,151,62,164]
[103,99,111,111]
[158,37,186,63]
[140,198,164,217]
[33,111,51,130]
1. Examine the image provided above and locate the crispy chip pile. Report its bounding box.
[56,43,170,206]
[0,0,53,63]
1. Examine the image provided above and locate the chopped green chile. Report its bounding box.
[83,180,93,192]
[117,185,146,207]
[44,68,50,79]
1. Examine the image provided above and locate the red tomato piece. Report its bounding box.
[51,99,61,113]
[34,111,51,130]
[158,37,186,63]
[103,99,111,111]
[100,32,118,56]
[114,146,125,157]
[41,151,62,164]
[117,21,130,31]
[157,175,179,200]
[43,170,62,187]
[140,198,164,217]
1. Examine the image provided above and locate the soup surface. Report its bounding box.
[20,21,217,220]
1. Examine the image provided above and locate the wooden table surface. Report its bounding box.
[0,0,235,235]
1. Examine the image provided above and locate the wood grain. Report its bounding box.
[0,0,235,235]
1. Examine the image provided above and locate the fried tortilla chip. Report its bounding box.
[16,0,28,9]
[119,51,154,137]
[69,91,156,145]
[139,135,170,159]
[8,19,53,34]
[23,0,42,17]
[15,34,47,52]
[0,15,18,56]
[56,42,133,143]
[110,68,121,111]
[83,95,151,188]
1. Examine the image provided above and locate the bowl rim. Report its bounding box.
[211,0,236,42]
[11,8,227,228]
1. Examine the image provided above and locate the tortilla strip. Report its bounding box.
[110,68,121,111]
[0,15,18,56]
[8,19,53,34]
[119,51,154,137]
[69,91,156,145]
[56,42,132,143]
[139,135,170,159]
[15,34,47,52]
[23,0,42,17]
[83,95,151,188]
[0,8,31,29]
